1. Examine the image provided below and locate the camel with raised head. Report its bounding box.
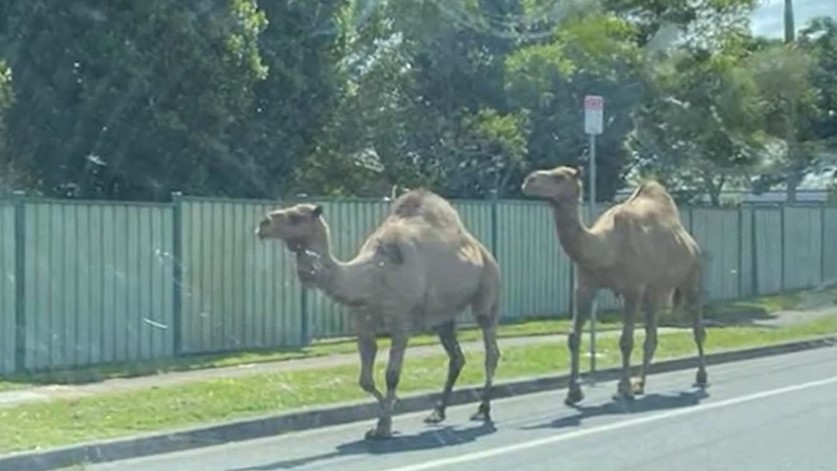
[255,189,501,439]
[521,165,707,404]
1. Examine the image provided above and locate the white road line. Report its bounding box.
[376,375,837,471]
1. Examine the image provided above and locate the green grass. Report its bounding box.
[1,313,836,455]
[0,287,819,391]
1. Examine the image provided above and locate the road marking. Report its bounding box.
[376,374,837,471]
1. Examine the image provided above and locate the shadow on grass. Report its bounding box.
[522,387,710,431]
[226,421,498,471]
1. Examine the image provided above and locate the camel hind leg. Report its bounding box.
[615,290,642,401]
[471,309,499,422]
[633,290,664,396]
[424,320,466,424]
[683,281,708,388]
[462,281,501,423]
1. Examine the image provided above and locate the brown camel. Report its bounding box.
[521,165,707,404]
[255,189,501,439]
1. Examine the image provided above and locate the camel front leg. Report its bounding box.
[366,329,409,440]
[424,320,465,424]
[566,284,594,406]
[633,292,661,396]
[357,331,385,404]
[615,291,641,401]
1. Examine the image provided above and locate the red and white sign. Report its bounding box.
[584,95,604,135]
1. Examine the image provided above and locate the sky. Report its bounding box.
[750,0,835,37]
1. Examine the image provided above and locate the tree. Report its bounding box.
[746,42,819,200]
[0,0,268,199]
[308,0,529,199]
[800,17,837,151]
[0,59,12,191]
[505,12,647,201]
[628,35,766,205]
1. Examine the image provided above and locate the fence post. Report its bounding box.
[13,191,26,373]
[750,208,759,297]
[737,205,744,299]
[780,205,786,291]
[821,204,827,286]
[489,189,499,259]
[171,192,183,356]
[300,284,310,346]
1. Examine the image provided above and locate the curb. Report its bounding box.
[1,335,835,471]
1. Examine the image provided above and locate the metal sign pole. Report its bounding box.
[583,95,603,379]
[588,132,597,377]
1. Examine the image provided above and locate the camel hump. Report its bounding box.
[390,188,465,228]
[627,180,678,209]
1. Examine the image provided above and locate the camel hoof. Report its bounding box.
[364,426,393,440]
[694,369,709,389]
[612,391,635,402]
[614,381,635,402]
[631,378,646,396]
[424,408,446,425]
[470,403,492,422]
[564,387,584,406]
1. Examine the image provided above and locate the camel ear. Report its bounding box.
[574,166,584,180]
[312,204,323,218]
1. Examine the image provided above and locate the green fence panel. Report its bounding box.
[21,200,174,371]
[0,200,15,374]
[823,208,837,284]
[782,206,823,290]
[494,200,570,321]
[753,208,783,295]
[738,207,755,299]
[179,198,303,353]
[690,208,742,301]
[452,200,495,326]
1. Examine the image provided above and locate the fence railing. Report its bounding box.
[2,193,837,375]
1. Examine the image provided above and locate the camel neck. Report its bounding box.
[549,201,600,269]
[300,236,369,308]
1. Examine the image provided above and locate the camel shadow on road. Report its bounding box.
[227,421,498,471]
[522,388,710,431]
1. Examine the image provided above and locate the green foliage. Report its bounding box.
[0,0,833,203]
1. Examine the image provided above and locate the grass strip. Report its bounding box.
[1,314,835,455]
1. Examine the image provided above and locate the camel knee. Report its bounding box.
[620,333,633,353]
[385,368,400,392]
[693,325,707,344]
[450,350,466,374]
[359,374,377,394]
[567,331,581,352]
[643,333,657,351]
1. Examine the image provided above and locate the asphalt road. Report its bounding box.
[76,346,837,471]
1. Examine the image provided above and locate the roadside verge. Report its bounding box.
[2,335,835,471]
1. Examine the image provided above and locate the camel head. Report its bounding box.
[255,203,328,253]
[521,165,584,205]
[256,203,330,287]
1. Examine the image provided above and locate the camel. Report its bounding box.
[521,165,707,404]
[255,189,501,439]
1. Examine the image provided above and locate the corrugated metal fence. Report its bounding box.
[1,193,836,374]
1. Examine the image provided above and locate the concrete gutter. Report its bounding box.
[1,335,835,471]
